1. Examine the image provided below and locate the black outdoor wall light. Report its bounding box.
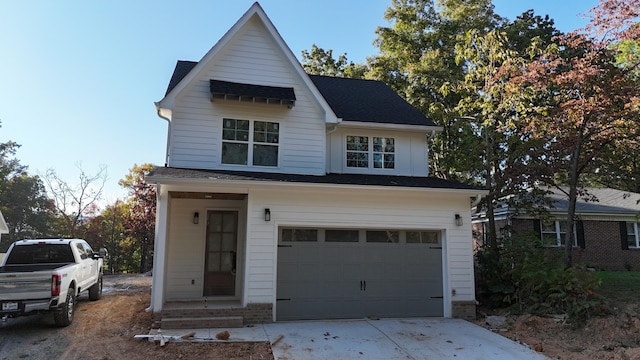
[265,208,271,222]
[193,212,199,224]
[455,213,463,226]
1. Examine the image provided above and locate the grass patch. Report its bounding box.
[594,271,640,303]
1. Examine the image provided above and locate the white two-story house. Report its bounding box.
[148,2,483,328]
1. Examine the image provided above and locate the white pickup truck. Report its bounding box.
[0,239,105,326]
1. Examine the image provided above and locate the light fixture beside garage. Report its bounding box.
[265,208,271,222]
[455,214,462,226]
[193,212,199,224]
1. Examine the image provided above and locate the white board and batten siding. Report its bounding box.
[168,16,326,176]
[245,185,476,318]
[327,128,430,176]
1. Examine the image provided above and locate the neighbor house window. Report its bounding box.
[627,222,639,248]
[541,220,576,247]
[222,118,279,167]
[346,136,395,169]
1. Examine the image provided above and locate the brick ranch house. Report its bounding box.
[146,2,485,328]
[472,188,640,271]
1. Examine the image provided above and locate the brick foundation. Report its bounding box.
[155,302,273,326]
[452,301,477,320]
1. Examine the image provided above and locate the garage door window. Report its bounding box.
[406,231,439,244]
[326,229,359,242]
[366,230,399,243]
[282,228,317,242]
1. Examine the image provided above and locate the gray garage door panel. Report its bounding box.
[277,240,443,321]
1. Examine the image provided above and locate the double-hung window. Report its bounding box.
[222,118,279,167]
[627,222,639,248]
[346,136,395,169]
[541,220,576,247]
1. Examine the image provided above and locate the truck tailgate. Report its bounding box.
[0,272,54,301]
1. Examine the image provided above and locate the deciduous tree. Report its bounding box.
[514,0,640,266]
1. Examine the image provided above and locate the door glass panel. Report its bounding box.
[210,213,223,232]
[221,233,235,251]
[221,253,233,271]
[207,253,220,272]
[208,234,221,251]
[222,213,235,232]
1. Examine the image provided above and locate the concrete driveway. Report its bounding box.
[158,317,549,360]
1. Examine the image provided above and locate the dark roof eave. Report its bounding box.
[147,167,485,193]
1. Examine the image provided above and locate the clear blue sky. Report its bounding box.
[0,0,599,205]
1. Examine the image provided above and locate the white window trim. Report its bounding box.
[345,134,396,171]
[221,118,280,168]
[541,220,577,247]
[628,222,639,248]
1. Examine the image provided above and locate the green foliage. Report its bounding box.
[301,44,367,78]
[0,141,58,251]
[476,233,603,321]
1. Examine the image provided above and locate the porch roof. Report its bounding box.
[147,167,483,191]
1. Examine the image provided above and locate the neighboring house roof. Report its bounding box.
[475,187,640,219]
[148,166,482,192]
[308,75,435,126]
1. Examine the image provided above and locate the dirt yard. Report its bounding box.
[0,275,273,360]
[474,303,640,359]
[2,274,640,359]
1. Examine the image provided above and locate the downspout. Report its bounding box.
[155,102,171,167]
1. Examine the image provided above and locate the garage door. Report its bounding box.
[276,228,443,321]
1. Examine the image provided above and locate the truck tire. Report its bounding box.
[89,273,103,301]
[53,287,75,327]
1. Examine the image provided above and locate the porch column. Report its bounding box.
[151,184,169,312]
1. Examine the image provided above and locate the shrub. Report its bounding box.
[475,232,602,321]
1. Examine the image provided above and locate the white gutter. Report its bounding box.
[155,102,172,167]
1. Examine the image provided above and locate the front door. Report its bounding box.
[204,211,238,296]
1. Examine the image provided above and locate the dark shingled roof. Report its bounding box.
[165,61,197,96]
[148,166,481,191]
[210,79,296,102]
[162,61,435,126]
[309,75,435,126]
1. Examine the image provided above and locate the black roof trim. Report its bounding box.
[149,167,481,191]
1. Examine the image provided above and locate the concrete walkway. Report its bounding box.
[158,318,549,360]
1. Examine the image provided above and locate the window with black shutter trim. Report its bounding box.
[576,221,585,249]
[620,221,629,250]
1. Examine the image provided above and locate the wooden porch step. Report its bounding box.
[161,316,243,329]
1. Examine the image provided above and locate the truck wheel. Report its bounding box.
[89,273,103,301]
[53,288,75,327]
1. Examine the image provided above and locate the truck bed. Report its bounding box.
[0,263,72,273]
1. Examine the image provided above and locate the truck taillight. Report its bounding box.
[51,274,61,296]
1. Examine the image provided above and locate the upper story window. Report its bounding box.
[346,136,395,169]
[626,222,639,248]
[222,118,279,167]
[541,220,576,247]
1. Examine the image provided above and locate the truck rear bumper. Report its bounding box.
[1,298,59,316]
